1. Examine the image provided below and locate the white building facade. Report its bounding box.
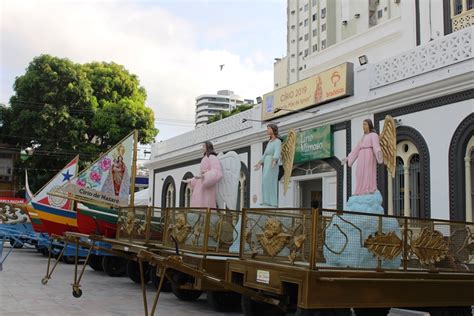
[148,5,473,222]
[284,0,472,85]
[195,90,251,128]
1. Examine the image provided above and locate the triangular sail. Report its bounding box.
[51,131,137,207]
[25,170,34,202]
[32,156,79,211]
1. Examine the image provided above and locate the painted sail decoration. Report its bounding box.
[24,170,46,232]
[53,131,136,207]
[31,156,79,234]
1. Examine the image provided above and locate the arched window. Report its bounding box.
[166,183,175,207]
[388,132,429,218]
[179,172,194,207]
[161,176,176,209]
[236,162,250,210]
[237,170,247,211]
[449,114,474,221]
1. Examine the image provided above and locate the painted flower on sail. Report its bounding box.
[90,170,102,183]
[77,178,86,187]
[100,157,112,171]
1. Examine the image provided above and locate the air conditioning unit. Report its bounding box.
[342,20,348,25]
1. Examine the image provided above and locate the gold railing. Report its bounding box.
[241,208,474,273]
[116,206,164,244]
[452,8,473,31]
[116,206,241,256]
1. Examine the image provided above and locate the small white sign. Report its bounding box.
[123,246,129,252]
[256,270,270,284]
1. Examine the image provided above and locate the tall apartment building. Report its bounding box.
[280,0,408,86]
[195,90,253,128]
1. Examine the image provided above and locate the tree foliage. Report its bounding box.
[1,54,158,191]
[208,103,253,124]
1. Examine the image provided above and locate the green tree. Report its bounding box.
[1,54,158,191]
[208,103,253,124]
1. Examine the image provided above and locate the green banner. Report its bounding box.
[292,125,332,164]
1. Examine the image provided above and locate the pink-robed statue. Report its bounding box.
[183,141,223,208]
[342,119,383,195]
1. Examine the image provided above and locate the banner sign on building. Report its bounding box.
[262,63,353,121]
[293,125,333,164]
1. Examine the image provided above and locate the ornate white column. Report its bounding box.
[403,164,411,217]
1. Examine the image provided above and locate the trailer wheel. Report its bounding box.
[150,266,172,292]
[428,306,473,316]
[241,295,285,316]
[353,308,389,316]
[127,260,150,284]
[41,247,49,256]
[207,291,241,312]
[9,238,23,248]
[72,287,82,298]
[171,282,202,301]
[297,308,352,316]
[102,256,127,277]
[88,255,103,271]
[63,256,76,264]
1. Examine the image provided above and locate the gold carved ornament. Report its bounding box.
[364,231,403,260]
[409,228,449,265]
[256,217,291,257]
[281,129,297,195]
[169,213,192,244]
[379,115,397,178]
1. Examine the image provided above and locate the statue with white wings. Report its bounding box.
[216,151,241,210]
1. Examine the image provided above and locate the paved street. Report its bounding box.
[0,246,242,316]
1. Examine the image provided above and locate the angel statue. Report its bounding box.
[341,117,396,196]
[254,124,282,207]
[324,116,399,269]
[183,141,223,208]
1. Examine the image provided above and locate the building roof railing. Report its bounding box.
[154,109,254,156]
[370,26,473,89]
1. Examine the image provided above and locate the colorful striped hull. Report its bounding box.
[24,204,47,233]
[76,203,117,238]
[32,202,78,236]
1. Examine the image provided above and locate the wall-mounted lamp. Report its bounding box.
[354,13,360,18]
[256,96,262,104]
[358,55,368,66]
[274,107,320,115]
[242,118,280,124]
[394,118,403,127]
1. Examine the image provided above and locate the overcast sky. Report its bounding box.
[0,0,286,141]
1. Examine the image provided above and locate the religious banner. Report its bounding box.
[52,131,137,207]
[262,63,353,121]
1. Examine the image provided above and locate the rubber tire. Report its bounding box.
[9,238,23,248]
[102,256,127,277]
[63,256,76,264]
[150,266,172,292]
[428,306,473,316]
[41,247,49,256]
[354,308,390,316]
[171,282,202,301]
[207,291,242,312]
[296,308,352,316]
[88,255,103,271]
[127,260,150,284]
[241,295,285,316]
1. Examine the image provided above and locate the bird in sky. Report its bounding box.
[219,64,225,71]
